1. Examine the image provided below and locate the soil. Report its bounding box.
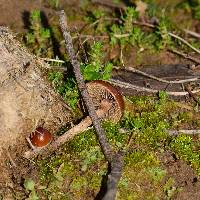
[0,0,199,199]
[0,0,79,32]
[160,150,200,200]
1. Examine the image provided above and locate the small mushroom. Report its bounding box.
[86,80,125,123]
[29,127,52,149]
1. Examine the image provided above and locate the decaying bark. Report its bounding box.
[0,27,72,183]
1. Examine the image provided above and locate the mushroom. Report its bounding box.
[86,80,124,123]
[24,80,124,158]
[53,80,124,145]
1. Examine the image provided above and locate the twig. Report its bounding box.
[37,58,68,71]
[114,31,200,55]
[168,129,200,135]
[59,10,112,161]
[109,78,200,96]
[47,66,68,71]
[169,48,200,65]
[72,34,109,40]
[41,57,65,63]
[6,151,17,168]
[168,32,200,54]
[86,17,122,31]
[24,106,109,159]
[120,46,125,66]
[133,21,200,55]
[89,1,200,55]
[114,66,200,84]
[102,152,123,200]
[133,20,155,28]
[59,10,123,200]
[184,29,200,39]
[71,31,200,59]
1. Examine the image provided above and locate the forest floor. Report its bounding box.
[0,0,200,199]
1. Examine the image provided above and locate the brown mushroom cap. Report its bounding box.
[30,127,52,148]
[86,80,124,123]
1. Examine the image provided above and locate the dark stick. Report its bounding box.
[59,10,122,200]
[59,10,112,161]
[102,152,123,200]
[59,10,123,200]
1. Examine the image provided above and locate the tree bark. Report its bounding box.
[0,27,72,184]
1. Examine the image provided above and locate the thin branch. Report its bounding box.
[114,31,200,55]
[90,1,200,55]
[41,57,65,63]
[169,48,200,65]
[168,129,200,135]
[37,58,68,71]
[184,29,200,39]
[168,32,200,54]
[133,20,155,28]
[59,10,112,161]
[109,78,200,96]
[114,66,200,84]
[86,17,122,31]
[132,21,200,55]
[72,34,109,40]
[24,107,108,159]
[59,10,123,200]
[6,151,17,168]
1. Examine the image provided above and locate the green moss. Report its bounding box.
[120,94,175,148]
[79,146,104,172]
[66,129,98,153]
[70,176,87,190]
[24,10,53,57]
[118,150,166,199]
[124,150,159,168]
[163,177,180,200]
[168,134,200,175]
[21,2,200,199]
[146,167,166,183]
[177,112,194,123]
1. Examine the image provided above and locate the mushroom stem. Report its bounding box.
[24,100,112,159]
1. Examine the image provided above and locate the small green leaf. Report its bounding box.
[24,179,35,191]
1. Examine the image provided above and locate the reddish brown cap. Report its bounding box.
[86,80,124,123]
[30,127,52,148]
